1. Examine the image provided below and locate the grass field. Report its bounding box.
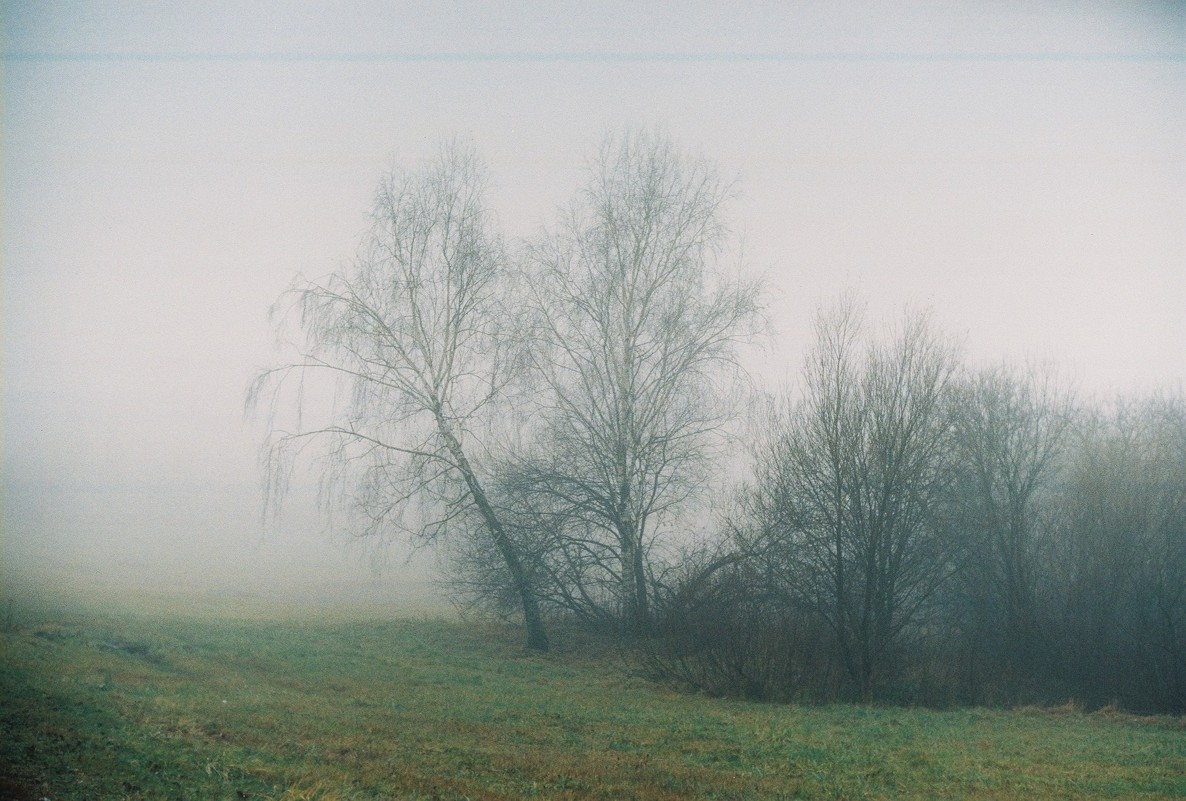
[2,594,1184,800]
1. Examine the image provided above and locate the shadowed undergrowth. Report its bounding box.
[1,596,1183,800]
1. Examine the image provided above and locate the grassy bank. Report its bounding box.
[1,596,1183,800]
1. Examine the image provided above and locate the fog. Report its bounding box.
[3,3,1184,609]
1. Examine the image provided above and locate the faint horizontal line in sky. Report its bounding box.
[3,50,1185,64]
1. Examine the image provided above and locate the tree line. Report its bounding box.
[250,133,1185,712]
[651,301,1184,712]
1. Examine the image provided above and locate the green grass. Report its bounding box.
[2,596,1184,800]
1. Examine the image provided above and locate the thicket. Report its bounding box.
[639,324,1185,713]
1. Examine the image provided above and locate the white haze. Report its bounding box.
[3,3,1184,607]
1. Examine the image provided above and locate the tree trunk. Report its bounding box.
[436,414,550,652]
[618,515,651,637]
[624,546,650,636]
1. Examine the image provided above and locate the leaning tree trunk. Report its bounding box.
[436,414,550,652]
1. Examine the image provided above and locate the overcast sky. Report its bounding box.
[3,2,1184,603]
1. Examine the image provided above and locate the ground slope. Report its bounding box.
[1,600,1183,800]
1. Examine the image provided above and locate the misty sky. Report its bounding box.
[3,3,1184,602]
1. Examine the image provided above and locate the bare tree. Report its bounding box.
[1050,391,1186,710]
[248,141,549,651]
[947,364,1072,689]
[750,297,961,702]
[511,130,761,634]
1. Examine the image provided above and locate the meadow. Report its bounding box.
[2,592,1184,800]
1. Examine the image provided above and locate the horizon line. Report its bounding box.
[4,49,1185,64]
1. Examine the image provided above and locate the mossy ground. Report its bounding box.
[2,595,1183,800]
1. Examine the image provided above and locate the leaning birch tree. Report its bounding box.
[248,141,549,651]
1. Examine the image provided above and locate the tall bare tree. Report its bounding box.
[947,364,1071,686]
[751,297,960,701]
[248,141,549,651]
[512,131,761,633]
[1051,392,1186,710]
